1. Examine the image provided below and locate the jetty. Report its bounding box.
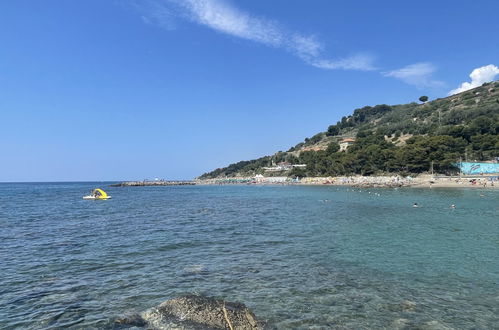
[110,180,196,187]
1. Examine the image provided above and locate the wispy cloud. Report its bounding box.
[309,54,377,71]
[383,62,444,88]
[139,0,376,71]
[133,0,455,87]
[128,0,178,30]
[177,0,283,46]
[448,64,499,95]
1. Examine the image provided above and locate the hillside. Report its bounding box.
[199,81,499,179]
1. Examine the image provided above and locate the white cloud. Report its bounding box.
[140,0,376,71]
[178,0,284,46]
[309,54,377,71]
[383,62,444,88]
[289,34,323,59]
[448,64,499,95]
[288,34,376,71]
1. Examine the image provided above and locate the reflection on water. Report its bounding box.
[1,183,498,328]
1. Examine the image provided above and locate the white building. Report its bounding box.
[339,138,355,151]
[263,162,306,172]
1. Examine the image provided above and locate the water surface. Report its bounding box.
[1,183,498,328]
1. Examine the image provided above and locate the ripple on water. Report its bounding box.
[0,184,498,328]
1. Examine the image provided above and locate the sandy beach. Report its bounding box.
[411,175,498,189]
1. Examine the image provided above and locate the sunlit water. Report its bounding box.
[1,183,498,329]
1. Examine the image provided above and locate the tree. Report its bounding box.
[326,125,340,136]
[419,95,429,103]
[326,142,340,153]
[288,166,307,178]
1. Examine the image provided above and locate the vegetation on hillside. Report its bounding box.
[199,81,499,179]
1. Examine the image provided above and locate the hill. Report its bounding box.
[199,81,499,179]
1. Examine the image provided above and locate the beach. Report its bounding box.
[197,174,499,189]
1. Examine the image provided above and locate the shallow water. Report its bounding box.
[1,183,498,329]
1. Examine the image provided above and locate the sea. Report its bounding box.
[1,182,498,329]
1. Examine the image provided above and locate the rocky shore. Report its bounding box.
[112,175,498,189]
[196,174,498,189]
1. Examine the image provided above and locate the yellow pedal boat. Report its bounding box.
[83,188,111,200]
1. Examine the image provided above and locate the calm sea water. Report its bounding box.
[1,183,499,329]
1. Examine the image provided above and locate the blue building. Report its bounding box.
[457,162,499,175]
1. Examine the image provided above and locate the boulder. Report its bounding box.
[116,295,266,329]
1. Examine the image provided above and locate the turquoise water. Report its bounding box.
[1,183,499,329]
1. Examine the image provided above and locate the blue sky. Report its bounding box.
[1,0,498,181]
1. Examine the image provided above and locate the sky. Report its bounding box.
[0,0,498,181]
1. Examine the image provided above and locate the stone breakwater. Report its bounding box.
[115,295,266,329]
[110,181,196,187]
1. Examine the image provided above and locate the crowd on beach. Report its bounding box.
[420,175,496,188]
[301,175,414,188]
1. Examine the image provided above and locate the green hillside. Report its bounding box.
[199,81,499,179]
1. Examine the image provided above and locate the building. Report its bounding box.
[457,162,499,175]
[254,174,265,183]
[339,138,355,151]
[263,162,306,172]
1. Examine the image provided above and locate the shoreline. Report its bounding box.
[195,174,499,189]
[110,175,499,189]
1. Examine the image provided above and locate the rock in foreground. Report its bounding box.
[116,295,266,329]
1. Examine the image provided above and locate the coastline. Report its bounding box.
[196,174,499,189]
[111,175,499,189]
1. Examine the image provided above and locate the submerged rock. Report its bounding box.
[400,300,416,311]
[116,295,266,329]
[391,318,410,329]
[420,320,454,330]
